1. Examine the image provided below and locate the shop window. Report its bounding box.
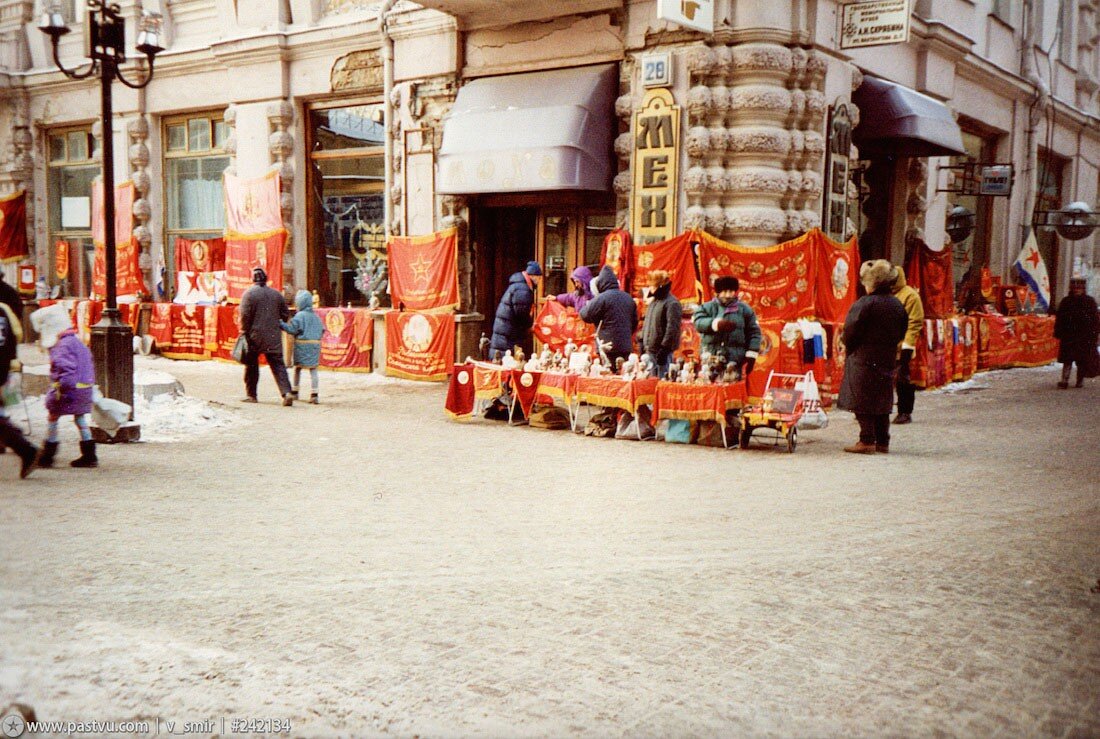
[308,103,385,307]
[163,111,230,297]
[945,128,997,296]
[46,124,97,297]
[1036,150,1066,300]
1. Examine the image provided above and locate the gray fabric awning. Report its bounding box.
[437,64,617,194]
[852,75,967,158]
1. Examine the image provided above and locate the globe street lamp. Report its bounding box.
[39,2,162,427]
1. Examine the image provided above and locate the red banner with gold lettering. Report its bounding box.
[161,304,209,359]
[905,240,955,318]
[387,228,459,312]
[811,231,860,324]
[224,230,287,302]
[0,189,28,263]
[148,302,174,351]
[316,307,374,371]
[91,181,144,298]
[385,311,455,381]
[633,232,698,302]
[224,171,282,235]
[55,240,70,280]
[533,299,596,352]
[175,236,226,273]
[697,231,812,322]
[600,229,635,295]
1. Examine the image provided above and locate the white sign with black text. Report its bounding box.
[840,0,911,50]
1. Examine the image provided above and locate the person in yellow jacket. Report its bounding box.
[891,265,924,424]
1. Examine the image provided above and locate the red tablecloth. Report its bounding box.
[574,376,659,414]
[652,381,748,426]
[978,314,1057,370]
[535,371,580,405]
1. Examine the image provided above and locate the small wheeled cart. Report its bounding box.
[739,371,807,453]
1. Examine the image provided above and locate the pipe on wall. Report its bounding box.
[379,0,397,238]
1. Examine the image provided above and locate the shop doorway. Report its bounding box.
[536,210,616,299]
[471,206,537,339]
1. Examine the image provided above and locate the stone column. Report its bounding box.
[267,100,295,289]
[127,115,154,295]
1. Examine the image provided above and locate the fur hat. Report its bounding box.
[252,266,267,284]
[647,269,671,288]
[714,276,739,293]
[30,303,74,349]
[859,259,897,293]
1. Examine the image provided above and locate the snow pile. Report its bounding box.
[927,363,1059,395]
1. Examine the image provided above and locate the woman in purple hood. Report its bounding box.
[553,266,594,312]
[30,304,98,468]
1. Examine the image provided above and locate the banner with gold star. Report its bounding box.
[387,228,459,312]
[0,189,28,264]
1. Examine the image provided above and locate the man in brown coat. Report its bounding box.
[239,267,294,406]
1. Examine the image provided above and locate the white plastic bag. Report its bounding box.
[795,371,829,430]
[92,387,132,433]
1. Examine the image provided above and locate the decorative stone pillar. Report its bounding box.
[223,105,238,177]
[440,194,470,311]
[7,93,35,269]
[614,73,636,229]
[267,100,295,288]
[127,116,154,293]
[905,157,929,251]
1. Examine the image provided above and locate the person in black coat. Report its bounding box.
[0,299,37,477]
[640,269,682,378]
[489,261,541,360]
[0,271,21,321]
[580,265,638,364]
[1054,277,1099,388]
[837,260,908,454]
[239,267,293,405]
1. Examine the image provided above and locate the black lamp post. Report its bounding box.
[39,1,162,423]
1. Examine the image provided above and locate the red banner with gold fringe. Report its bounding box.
[599,229,635,295]
[224,171,282,235]
[533,299,596,352]
[388,228,459,312]
[633,232,698,302]
[175,236,226,273]
[385,311,454,381]
[91,181,144,298]
[905,240,955,318]
[697,231,812,322]
[316,307,374,371]
[0,189,28,263]
[224,230,287,302]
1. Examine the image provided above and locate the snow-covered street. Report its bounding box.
[1,354,1097,737]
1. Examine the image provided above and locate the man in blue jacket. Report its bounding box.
[489,261,541,361]
[580,265,638,365]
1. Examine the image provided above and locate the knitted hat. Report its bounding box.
[859,259,898,293]
[30,303,74,349]
[714,276,740,293]
[252,266,267,284]
[525,261,542,276]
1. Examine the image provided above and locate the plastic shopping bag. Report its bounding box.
[92,387,132,433]
[795,371,829,430]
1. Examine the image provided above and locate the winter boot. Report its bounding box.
[282,393,294,407]
[290,389,300,400]
[309,393,319,405]
[36,441,59,468]
[18,445,38,478]
[843,441,878,455]
[70,440,98,468]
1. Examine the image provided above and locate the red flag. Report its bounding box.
[905,239,954,318]
[175,236,226,272]
[161,304,209,359]
[511,369,542,417]
[225,230,287,302]
[385,311,455,381]
[444,363,476,419]
[55,240,70,280]
[633,232,698,302]
[316,308,374,371]
[388,228,459,312]
[811,229,859,324]
[148,302,173,351]
[533,300,596,352]
[697,230,812,322]
[600,229,635,295]
[0,190,28,263]
[224,171,282,235]
[91,181,144,298]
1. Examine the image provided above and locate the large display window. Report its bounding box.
[46,125,97,297]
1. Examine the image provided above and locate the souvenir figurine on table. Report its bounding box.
[500,349,518,369]
[563,338,578,359]
[640,352,656,378]
[512,345,526,366]
[539,347,552,367]
[621,352,640,379]
[615,357,625,374]
[523,357,541,373]
[681,360,696,384]
[478,333,490,361]
[551,351,564,370]
[721,362,741,384]
[567,344,591,374]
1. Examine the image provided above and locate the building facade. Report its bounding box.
[1,0,1098,354]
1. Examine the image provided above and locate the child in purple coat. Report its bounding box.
[30,304,97,468]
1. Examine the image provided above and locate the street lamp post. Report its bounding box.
[39,2,162,425]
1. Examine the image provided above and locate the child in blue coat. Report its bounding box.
[280,290,325,404]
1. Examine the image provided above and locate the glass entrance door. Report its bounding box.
[536,210,615,300]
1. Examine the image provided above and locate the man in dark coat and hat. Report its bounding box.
[1054,276,1099,388]
[239,266,294,405]
[837,259,908,454]
[580,265,638,365]
[489,261,541,361]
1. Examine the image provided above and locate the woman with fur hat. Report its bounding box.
[837,260,909,454]
[30,303,97,468]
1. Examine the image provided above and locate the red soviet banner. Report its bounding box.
[148,302,174,351]
[55,241,70,280]
[0,189,28,263]
[444,363,476,420]
[225,230,287,302]
[91,181,144,298]
[533,299,596,352]
[175,236,226,272]
[161,304,208,360]
[697,230,811,322]
[633,232,699,302]
[317,308,374,371]
[385,311,455,381]
[905,239,955,318]
[600,229,635,295]
[388,228,459,312]
[224,171,282,235]
[811,229,859,324]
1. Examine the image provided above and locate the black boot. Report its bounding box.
[0,420,37,478]
[36,440,59,468]
[70,440,98,468]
